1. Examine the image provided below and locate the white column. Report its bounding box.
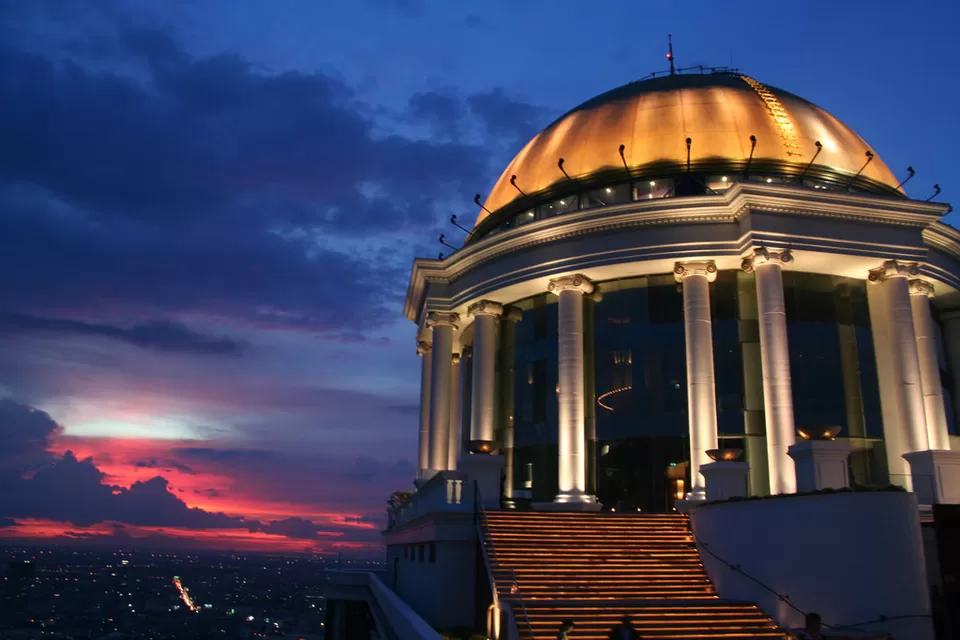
[416,340,433,480]
[910,279,951,450]
[742,248,796,494]
[468,300,503,453]
[447,352,461,470]
[868,262,930,456]
[427,311,459,473]
[548,275,597,504]
[674,261,719,500]
[942,310,960,445]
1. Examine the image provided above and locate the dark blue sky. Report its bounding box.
[0,0,956,551]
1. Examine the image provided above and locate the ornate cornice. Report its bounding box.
[868,260,921,283]
[674,260,718,283]
[908,279,935,297]
[547,274,595,296]
[404,183,953,323]
[741,247,793,273]
[467,299,504,319]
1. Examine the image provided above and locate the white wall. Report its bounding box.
[387,538,480,633]
[691,491,934,640]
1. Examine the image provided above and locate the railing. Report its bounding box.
[474,482,533,640]
[388,470,471,530]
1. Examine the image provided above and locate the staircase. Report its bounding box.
[481,511,786,639]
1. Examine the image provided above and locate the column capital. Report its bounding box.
[451,352,461,365]
[426,311,460,330]
[674,260,718,283]
[908,279,935,297]
[467,300,504,319]
[867,260,921,283]
[548,274,595,296]
[741,247,793,273]
[416,340,432,356]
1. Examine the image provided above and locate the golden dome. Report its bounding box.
[476,73,900,228]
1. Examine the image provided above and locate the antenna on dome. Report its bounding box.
[797,140,823,184]
[558,158,572,181]
[744,135,757,178]
[926,184,941,202]
[667,34,676,76]
[474,194,493,216]
[895,166,915,191]
[685,137,692,172]
[509,175,526,197]
[845,150,874,190]
[450,215,471,234]
[439,234,458,251]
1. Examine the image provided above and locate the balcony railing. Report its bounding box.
[387,470,473,530]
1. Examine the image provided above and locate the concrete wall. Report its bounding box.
[387,538,481,633]
[691,491,934,640]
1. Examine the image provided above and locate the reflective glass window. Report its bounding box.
[582,184,631,209]
[537,196,579,218]
[638,179,674,200]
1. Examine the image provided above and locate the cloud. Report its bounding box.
[0,438,250,530]
[253,516,331,540]
[0,398,63,471]
[0,25,499,338]
[134,458,197,474]
[0,315,244,355]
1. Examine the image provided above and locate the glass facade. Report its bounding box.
[489,270,899,512]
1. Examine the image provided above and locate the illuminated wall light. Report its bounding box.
[721,176,728,182]
[605,187,613,193]
[766,178,773,183]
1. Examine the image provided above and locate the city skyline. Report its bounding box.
[1,0,958,554]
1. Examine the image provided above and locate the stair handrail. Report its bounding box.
[474,481,533,640]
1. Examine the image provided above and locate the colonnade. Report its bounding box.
[415,253,953,500]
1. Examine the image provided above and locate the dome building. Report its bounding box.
[325,69,958,640]
[405,70,959,509]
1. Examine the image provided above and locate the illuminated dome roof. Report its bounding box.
[476,72,900,229]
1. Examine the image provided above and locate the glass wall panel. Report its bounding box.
[504,270,887,509]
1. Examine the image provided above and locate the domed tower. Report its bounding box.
[406,71,958,511]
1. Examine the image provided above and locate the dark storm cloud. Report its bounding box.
[0,315,243,355]
[0,398,63,470]
[0,451,249,529]
[0,24,547,337]
[252,516,333,540]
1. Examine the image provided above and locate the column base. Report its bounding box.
[701,461,749,502]
[787,440,852,492]
[685,488,707,502]
[903,449,960,505]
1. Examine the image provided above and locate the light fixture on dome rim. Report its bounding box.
[797,140,823,185]
[926,184,941,202]
[705,448,743,462]
[509,174,526,197]
[474,193,493,215]
[439,233,458,251]
[557,157,572,181]
[845,150,874,191]
[796,425,842,441]
[743,134,757,178]
[449,215,470,235]
[894,166,915,191]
